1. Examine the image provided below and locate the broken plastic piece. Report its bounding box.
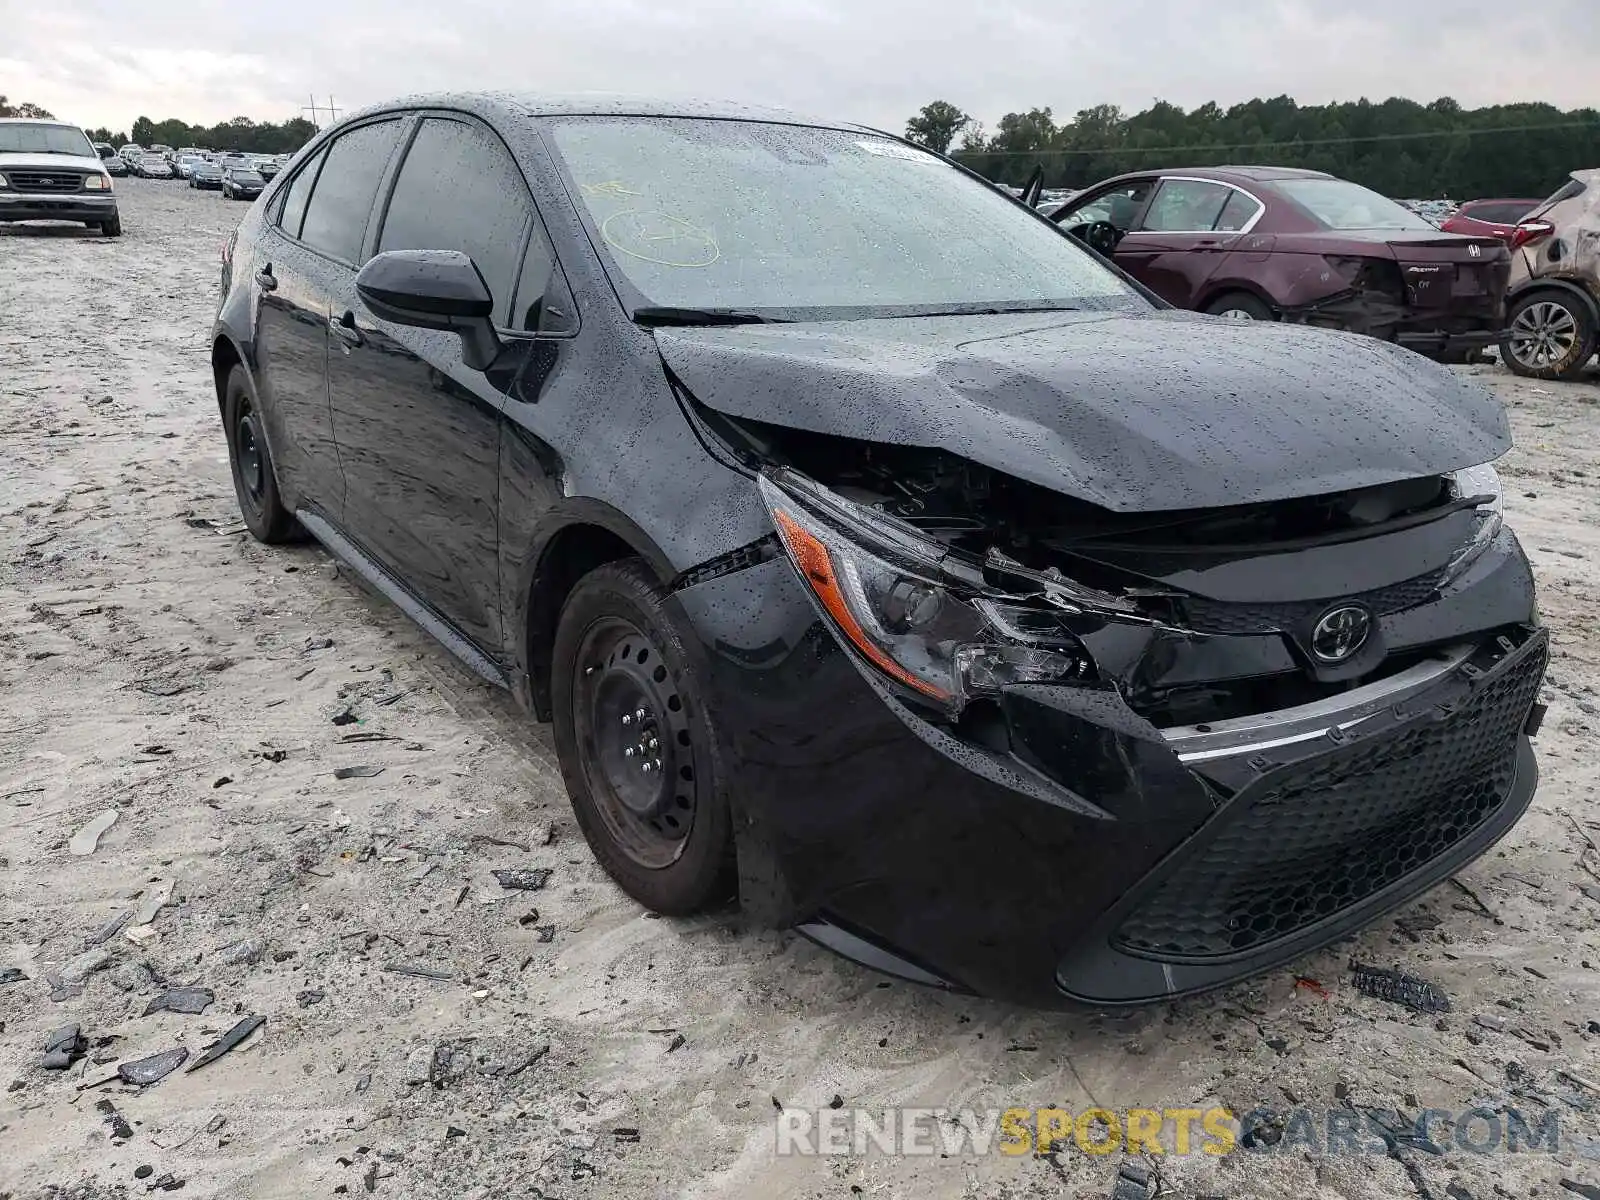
[42,1024,87,1070]
[187,1015,265,1073]
[69,810,119,855]
[0,967,26,987]
[333,765,384,780]
[1349,962,1451,1013]
[119,1047,190,1085]
[143,987,214,1017]
[492,868,552,892]
[97,1098,133,1140]
[386,962,455,982]
[86,910,134,947]
[133,879,176,926]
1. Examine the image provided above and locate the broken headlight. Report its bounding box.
[757,469,1094,712]
[1439,463,1504,586]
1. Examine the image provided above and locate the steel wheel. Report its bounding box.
[1507,301,1578,370]
[572,615,698,869]
[235,403,266,510]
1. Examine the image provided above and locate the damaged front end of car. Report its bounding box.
[672,401,1546,1006]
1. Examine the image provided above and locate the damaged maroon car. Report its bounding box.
[1050,166,1509,361]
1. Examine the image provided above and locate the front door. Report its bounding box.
[328,113,542,658]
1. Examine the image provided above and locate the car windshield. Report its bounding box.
[1275,178,1435,231]
[232,169,263,182]
[0,122,96,157]
[546,117,1144,318]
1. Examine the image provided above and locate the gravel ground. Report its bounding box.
[3,180,1600,1200]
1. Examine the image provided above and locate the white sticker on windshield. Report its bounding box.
[855,140,937,163]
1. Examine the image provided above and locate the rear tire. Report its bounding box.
[101,217,121,237]
[1499,290,1597,380]
[1205,292,1275,321]
[551,559,735,915]
[222,365,300,543]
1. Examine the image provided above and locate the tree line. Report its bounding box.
[1,97,317,155]
[905,96,1600,199]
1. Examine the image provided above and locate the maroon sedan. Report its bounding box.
[1049,166,1509,360]
[1441,198,1544,244]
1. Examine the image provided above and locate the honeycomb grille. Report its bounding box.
[1115,638,1546,959]
[1180,570,1445,635]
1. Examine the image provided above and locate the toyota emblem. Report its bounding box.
[1311,606,1372,663]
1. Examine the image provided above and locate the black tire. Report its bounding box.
[551,559,735,915]
[222,365,300,543]
[1498,290,1598,381]
[1204,291,1275,321]
[101,216,121,237]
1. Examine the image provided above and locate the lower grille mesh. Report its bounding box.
[1115,638,1546,959]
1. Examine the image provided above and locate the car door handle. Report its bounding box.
[330,311,364,348]
[253,265,277,291]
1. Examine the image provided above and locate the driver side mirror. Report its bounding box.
[355,249,502,372]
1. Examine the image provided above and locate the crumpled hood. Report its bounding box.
[655,309,1511,512]
[0,152,106,174]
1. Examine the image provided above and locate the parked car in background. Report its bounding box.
[135,154,174,179]
[210,94,1544,1008]
[1497,170,1600,380]
[119,145,145,167]
[95,143,128,176]
[1441,199,1544,244]
[0,117,121,235]
[253,155,280,180]
[190,159,224,190]
[175,154,206,179]
[220,164,264,200]
[1050,166,1508,361]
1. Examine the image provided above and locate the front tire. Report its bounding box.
[222,365,299,543]
[551,560,734,915]
[1499,291,1597,380]
[1205,291,1275,321]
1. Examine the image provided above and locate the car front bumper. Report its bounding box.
[672,530,1546,1007]
[0,193,118,223]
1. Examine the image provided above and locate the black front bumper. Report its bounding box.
[672,532,1546,1008]
[0,194,118,224]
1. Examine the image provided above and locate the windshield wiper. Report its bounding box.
[631,306,784,327]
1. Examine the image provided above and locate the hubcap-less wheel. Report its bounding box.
[235,406,265,506]
[574,616,697,869]
[1508,300,1579,370]
[1217,307,1257,320]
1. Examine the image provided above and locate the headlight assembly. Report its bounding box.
[84,174,112,191]
[1439,462,1504,586]
[758,469,1097,712]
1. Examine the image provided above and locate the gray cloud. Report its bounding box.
[4,0,1596,136]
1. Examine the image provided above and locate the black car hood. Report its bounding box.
[654,309,1510,512]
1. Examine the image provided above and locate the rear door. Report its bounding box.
[326,112,540,656]
[249,142,343,514]
[1050,178,1156,274]
[1117,177,1255,307]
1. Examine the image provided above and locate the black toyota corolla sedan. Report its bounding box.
[210,94,1546,1007]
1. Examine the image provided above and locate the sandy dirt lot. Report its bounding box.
[3,181,1600,1200]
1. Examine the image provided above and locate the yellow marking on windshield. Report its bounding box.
[600,210,720,268]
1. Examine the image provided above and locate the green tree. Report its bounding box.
[130,116,155,146]
[0,96,56,119]
[905,100,972,155]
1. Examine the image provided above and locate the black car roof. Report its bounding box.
[339,91,869,134]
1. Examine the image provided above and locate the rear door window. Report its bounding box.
[376,117,533,327]
[1061,180,1154,229]
[298,119,404,264]
[1141,179,1233,232]
[1215,189,1261,232]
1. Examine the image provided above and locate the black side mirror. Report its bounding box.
[355,249,502,371]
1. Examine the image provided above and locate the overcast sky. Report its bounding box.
[4,0,1596,136]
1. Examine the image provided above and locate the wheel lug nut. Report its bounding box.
[624,747,634,758]
[642,761,654,773]
[621,714,632,726]
[635,708,646,720]
[649,738,659,750]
